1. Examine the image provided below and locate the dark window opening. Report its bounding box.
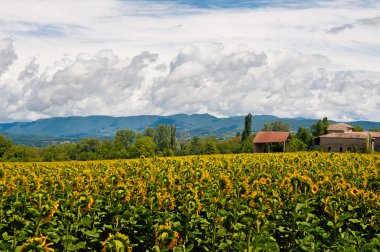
[327,146,332,152]
[339,147,343,153]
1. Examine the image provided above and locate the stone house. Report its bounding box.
[317,123,380,153]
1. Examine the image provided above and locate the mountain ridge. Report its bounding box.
[1,113,379,146]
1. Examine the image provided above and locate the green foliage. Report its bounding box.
[188,137,220,155]
[0,134,13,158]
[216,137,241,154]
[286,136,307,152]
[311,117,329,137]
[155,125,177,154]
[76,138,101,160]
[241,138,253,153]
[144,127,156,138]
[115,129,137,150]
[3,145,40,161]
[352,126,364,132]
[96,141,122,160]
[241,113,252,142]
[262,121,290,132]
[39,143,74,161]
[364,135,373,154]
[296,126,313,150]
[130,136,156,158]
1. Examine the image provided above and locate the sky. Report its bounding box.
[0,0,379,122]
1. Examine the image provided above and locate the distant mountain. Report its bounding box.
[0,114,379,146]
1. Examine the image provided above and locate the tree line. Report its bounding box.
[0,114,374,162]
[0,123,248,162]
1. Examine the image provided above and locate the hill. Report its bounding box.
[0,114,379,146]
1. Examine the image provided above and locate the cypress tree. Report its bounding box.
[242,113,252,142]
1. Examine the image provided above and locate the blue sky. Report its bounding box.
[139,0,297,8]
[0,0,379,122]
[134,0,350,9]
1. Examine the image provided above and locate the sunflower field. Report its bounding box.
[0,152,379,251]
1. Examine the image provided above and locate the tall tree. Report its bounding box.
[241,138,253,153]
[241,113,252,142]
[322,117,329,135]
[0,135,13,158]
[311,120,323,137]
[262,121,290,132]
[3,145,40,162]
[115,129,137,150]
[352,126,364,132]
[296,126,313,149]
[76,138,101,160]
[154,124,177,154]
[311,117,329,137]
[285,136,307,152]
[130,136,156,158]
[143,127,156,138]
[170,125,177,150]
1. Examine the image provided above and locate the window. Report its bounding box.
[339,147,343,153]
[327,146,332,152]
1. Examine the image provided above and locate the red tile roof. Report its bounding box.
[319,132,372,139]
[367,132,380,138]
[327,123,353,131]
[253,131,290,143]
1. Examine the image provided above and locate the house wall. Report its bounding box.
[320,138,366,152]
[254,143,265,153]
[374,138,380,152]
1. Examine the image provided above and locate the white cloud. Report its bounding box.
[17,50,160,120]
[0,38,17,76]
[328,15,380,33]
[151,44,380,121]
[0,1,380,122]
[3,41,377,122]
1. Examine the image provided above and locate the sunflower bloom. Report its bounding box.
[311,185,318,194]
[350,187,360,196]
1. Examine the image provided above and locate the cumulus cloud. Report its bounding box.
[0,38,17,76]
[3,40,379,122]
[17,49,160,120]
[328,15,380,34]
[151,44,380,121]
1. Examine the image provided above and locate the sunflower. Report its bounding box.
[200,172,211,187]
[20,235,54,252]
[259,177,267,185]
[78,195,94,213]
[0,183,7,194]
[155,222,182,250]
[323,197,333,217]
[101,232,132,252]
[158,191,176,210]
[350,187,360,196]
[219,174,233,193]
[168,231,180,250]
[0,168,5,180]
[42,201,59,223]
[311,185,319,194]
